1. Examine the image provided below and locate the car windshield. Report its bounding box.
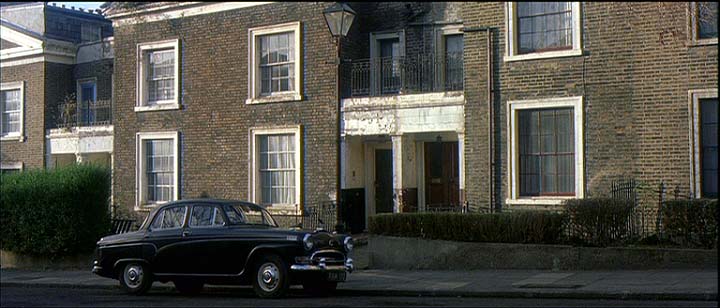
[223,203,278,227]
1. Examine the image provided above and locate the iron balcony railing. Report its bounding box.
[55,99,112,128]
[345,53,463,98]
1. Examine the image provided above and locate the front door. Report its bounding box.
[375,149,394,214]
[424,142,459,210]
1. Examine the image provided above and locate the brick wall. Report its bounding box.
[461,2,718,211]
[0,63,45,169]
[44,62,75,130]
[111,2,339,220]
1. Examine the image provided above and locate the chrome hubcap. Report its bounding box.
[124,265,144,288]
[257,262,280,292]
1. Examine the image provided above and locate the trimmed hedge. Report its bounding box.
[0,165,111,257]
[662,199,718,249]
[368,211,566,244]
[564,198,636,247]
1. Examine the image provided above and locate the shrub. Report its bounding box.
[564,198,637,247]
[662,199,718,249]
[0,164,111,257]
[368,211,567,244]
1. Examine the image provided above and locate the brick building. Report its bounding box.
[104,2,716,232]
[1,2,114,174]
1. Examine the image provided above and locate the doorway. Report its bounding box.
[424,142,459,210]
[374,149,394,214]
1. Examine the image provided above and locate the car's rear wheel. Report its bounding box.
[119,263,153,295]
[174,279,204,295]
[252,254,289,298]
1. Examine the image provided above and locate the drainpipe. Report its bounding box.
[462,26,495,213]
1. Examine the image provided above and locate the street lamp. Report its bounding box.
[323,2,355,232]
[323,2,356,37]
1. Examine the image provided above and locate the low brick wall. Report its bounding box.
[369,236,718,270]
[1,250,93,270]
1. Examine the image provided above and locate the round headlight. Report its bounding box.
[303,233,314,251]
[344,236,354,252]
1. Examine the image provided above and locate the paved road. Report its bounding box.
[1,286,717,307]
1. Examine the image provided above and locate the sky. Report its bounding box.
[52,2,105,11]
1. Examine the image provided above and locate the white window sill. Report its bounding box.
[504,49,583,62]
[1,135,24,142]
[134,104,181,112]
[246,93,302,105]
[505,197,576,206]
[689,38,718,47]
[265,204,301,215]
[135,201,169,212]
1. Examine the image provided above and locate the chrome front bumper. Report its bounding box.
[290,257,354,273]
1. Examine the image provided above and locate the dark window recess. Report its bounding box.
[378,38,400,94]
[698,2,718,39]
[700,98,718,198]
[516,2,573,54]
[518,108,575,196]
[444,34,463,91]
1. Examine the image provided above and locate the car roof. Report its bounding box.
[140,199,267,229]
[162,198,262,207]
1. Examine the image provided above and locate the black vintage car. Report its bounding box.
[92,199,354,298]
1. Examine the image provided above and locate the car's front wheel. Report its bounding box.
[252,254,289,298]
[119,263,153,295]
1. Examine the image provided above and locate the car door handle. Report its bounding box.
[182,230,191,237]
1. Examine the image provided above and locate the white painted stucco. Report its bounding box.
[341,92,465,136]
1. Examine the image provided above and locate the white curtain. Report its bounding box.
[148,49,175,102]
[146,139,174,202]
[259,134,296,205]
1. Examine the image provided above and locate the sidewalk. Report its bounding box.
[1,268,716,301]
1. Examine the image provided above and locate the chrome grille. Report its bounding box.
[311,250,345,265]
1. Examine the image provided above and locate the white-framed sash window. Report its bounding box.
[506,96,584,205]
[247,22,302,104]
[689,89,718,198]
[136,39,180,112]
[249,126,302,214]
[0,81,24,141]
[136,131,180,210]
[505,2,582,62]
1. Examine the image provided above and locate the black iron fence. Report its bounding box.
[344,53,463,97]
[55,99,112,128]
[272,201,339,231]
[608,178,697,239]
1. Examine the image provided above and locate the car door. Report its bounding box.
[182,203,235,275]
[144,205,188,274]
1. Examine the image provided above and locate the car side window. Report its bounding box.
[151,206,187,230]
[189,205,225,228]
[223,204,245,224]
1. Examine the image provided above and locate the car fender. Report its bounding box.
[241,243,299,275]
[113,258,151,273]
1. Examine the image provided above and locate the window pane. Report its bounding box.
[518,108,574,196]
[146,139,174,203]
[517,2,573,54]
[147,49,175,103]
[257,133,296,205]
[698,2,718,39]
[700,98,718,198]
[258,31,295,96]
[1,89,21,135]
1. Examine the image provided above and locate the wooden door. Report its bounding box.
[375,149,394,213]
[424,142,459,209]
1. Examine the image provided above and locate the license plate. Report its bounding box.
[326,272,347,282]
